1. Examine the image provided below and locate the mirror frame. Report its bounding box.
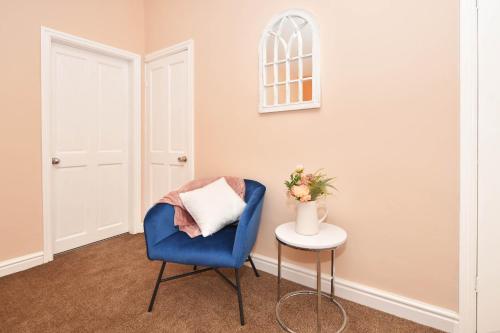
[258,9,321,113]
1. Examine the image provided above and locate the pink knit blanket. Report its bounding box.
[159,177,245,238]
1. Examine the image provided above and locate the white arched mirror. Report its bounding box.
[259,9,320,113]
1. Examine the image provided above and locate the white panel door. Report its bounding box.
[478,1,500,332]
[51,43,130,253]
[145,49,193,207]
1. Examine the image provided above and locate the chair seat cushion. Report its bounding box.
[147,224,239,268]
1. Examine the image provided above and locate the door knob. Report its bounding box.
[52,157,60,165]
[177,156,188,162]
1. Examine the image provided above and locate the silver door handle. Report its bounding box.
[52,157,60,165]
[177,156,187,162]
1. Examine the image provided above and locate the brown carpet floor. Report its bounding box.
[0,234,442,333]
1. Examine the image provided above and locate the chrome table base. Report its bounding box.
[276,242,348,332]
[276,291,347,333]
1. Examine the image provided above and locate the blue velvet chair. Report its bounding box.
[144,179,266,325]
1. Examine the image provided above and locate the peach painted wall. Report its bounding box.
[0,0,144,261]
[145,0,459,310]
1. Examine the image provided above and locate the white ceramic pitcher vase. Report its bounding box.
[294,200,328,236]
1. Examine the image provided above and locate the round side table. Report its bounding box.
[275,222,348,333]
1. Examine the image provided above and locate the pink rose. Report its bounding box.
[300,174,314,185]
[291,184,310,199]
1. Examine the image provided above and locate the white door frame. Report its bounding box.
[459,0,478,332]
[143,40,195,212]
[41,27,142,263]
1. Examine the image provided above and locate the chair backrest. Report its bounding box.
[232,179,266,267]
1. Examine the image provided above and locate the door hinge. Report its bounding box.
[475,276,479,293]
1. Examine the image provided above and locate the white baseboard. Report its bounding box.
[132,223,144,234]
[248,253,459,333]
[0,251,44,278]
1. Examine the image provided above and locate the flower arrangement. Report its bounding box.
[284,165,336,202]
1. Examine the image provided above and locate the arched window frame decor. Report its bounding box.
[259,9,320,113]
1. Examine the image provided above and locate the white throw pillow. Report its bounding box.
[179,178,247,237]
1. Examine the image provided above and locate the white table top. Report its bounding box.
[275,222,347,250]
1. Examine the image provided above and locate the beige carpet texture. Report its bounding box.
[0,234,442,332]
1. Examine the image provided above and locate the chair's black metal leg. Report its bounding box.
[235,268,245,325]
[148,261,166,312]
[247,255,260,277]
[193,265,197,271]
